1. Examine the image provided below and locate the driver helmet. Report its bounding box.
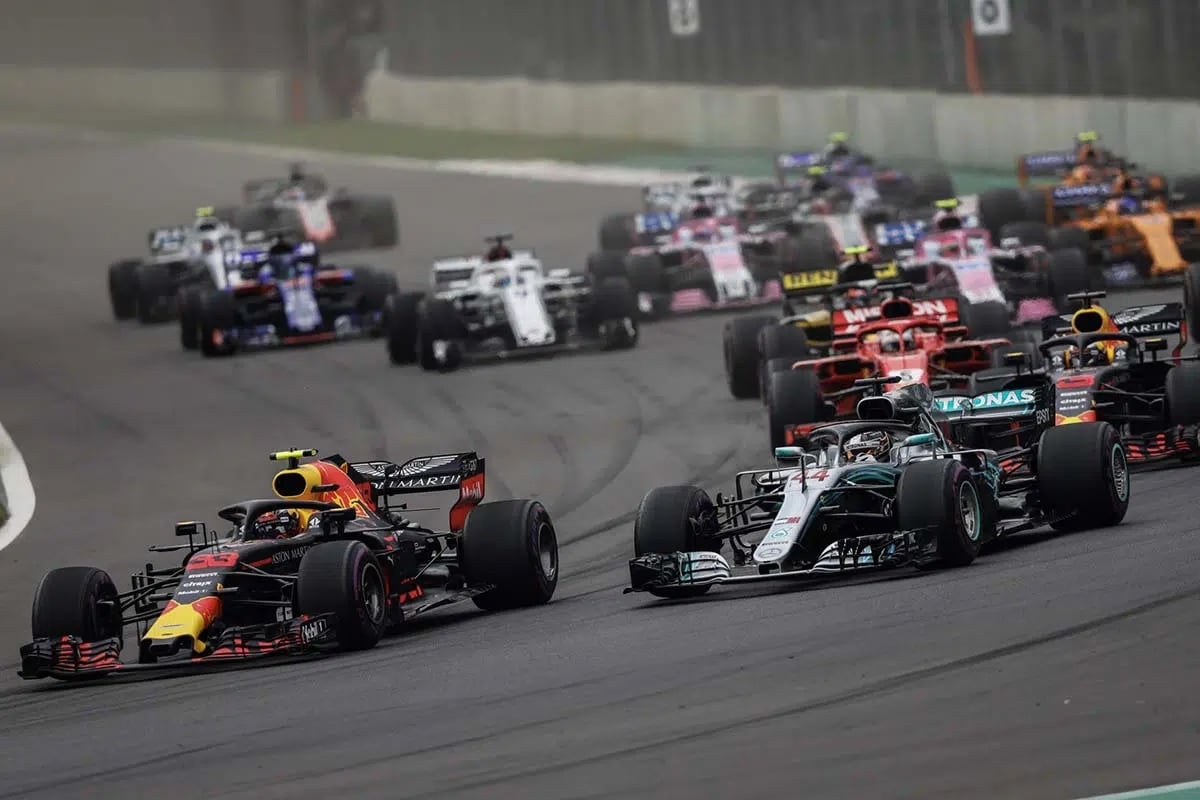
[843,430,891,463]
[931,199,963,231]
[288,161,306,183]
[824,132,851,160]
[1117,195,1142,215]
[255,509,303,539]
[485,242,512,262]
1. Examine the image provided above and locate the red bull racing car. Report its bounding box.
[18,448,559,681]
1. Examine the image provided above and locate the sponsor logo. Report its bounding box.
[1122,321,1179,335]
[300,618,328,644]
[838,299,950,325]
[400,454,458,476]
[966,388,1036,409]
[756,546,785,560]
[272,545,311,565]
[782,270,837,291]
[459,475,484,501]
[392,474,459,490]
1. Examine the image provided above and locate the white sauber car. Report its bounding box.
[106,208,244,325]
[385,234,639,371]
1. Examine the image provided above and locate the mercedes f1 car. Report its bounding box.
[107,208,244,325]
[19,448,558,681]
[386,234,638,371]
[214,163,398,253]
[625,380,1128,598]
[184,233,396,357]
[950,293,1200,467]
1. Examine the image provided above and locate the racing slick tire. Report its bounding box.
[961,300,1011,338]
[296,541,387,651]
[910,172,956,209]
[586,276,639,350]
[385,291,423,365]
[198,290,237,357]
[759,324,811,403]
[353,267,398,336]
[134,264,175,324]
[31,566,124,647]
[1048,226,1091,258]
[1184,262,1200,334]
[1047,246,1091,310]
[107,258,141,320]
[586,251,628,281]
[416,297,465,371]
[766,368,823,450]
[178,286,203,350]
[723,314,774,399]
[1036,422,1130,532]
[598,213,637,252]
[462,499,559,610]
[978,188,1031,240]
[1166,364,1200,425]
[897,459,991,569]
[634,485,720,599]
[998,221,1051,249]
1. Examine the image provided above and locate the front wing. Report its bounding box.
[18,612,338,681]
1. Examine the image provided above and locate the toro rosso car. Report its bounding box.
[185,233,396,357]
[386,234,638,371]
[19,448,559,681]
[762,286,1016,448]
[955,292,1200,467]
[107,208,243,325]
[215,163,398,254]
[625,380,1128,599]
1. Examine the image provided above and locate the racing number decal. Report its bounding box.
[187,552,238,570]
[782,271,838,291]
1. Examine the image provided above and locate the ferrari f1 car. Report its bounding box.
[385,234,638,371]
[759,286,1023,448]
[184,232,396,357]
[18,448,558,681]
[951,293,1200,467]
[625,380,1128,598]
[107,208,244,325]
[213,163,398,253]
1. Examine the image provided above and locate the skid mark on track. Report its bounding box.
[429,385,515,499]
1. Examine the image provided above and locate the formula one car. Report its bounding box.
[953,293,1200,467]
[760,287,1018,448]
[588,205,785,319]
[871,199,1089,322]
[185,232,396,357]
[107,208,244,324]
[19,448,559,681]
[1013,132,1166,195]
[596,169,735,251]
[625,380,1128,598]
[214,163,398,253]
[386,234,638,371]
[770,134,954,222]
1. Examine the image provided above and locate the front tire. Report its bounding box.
[897,459,990,568]
[107,259,141,320]
[296,541,387,650]
[634,485,719,599]
[31,566,123,648]
[723,314,773,399]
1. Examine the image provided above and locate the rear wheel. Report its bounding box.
[723,315,773,399]
[1047,246,1090,310]
[135,264,174,324]
[897,459,990,568]
[586,276,639,350]
[1036,422,1129,531]
[417,298,465,371]
[1185,263,1200,334]
[634,485,720,599]
[462,500,559,610]
[31,566,123,646]
[978,188,1030,240]
[198,291,237,358]
[598,213,636,252]
[1167,364,1200,425]
[178,287,203,351]
[998,221,1051,249]
[586,251,628,281]
[296,541,387,650]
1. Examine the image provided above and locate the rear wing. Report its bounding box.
[775,151,823,172]
[1017,151,1076,185]
[832,296,960,335]
[148,225,189,255]
[934,387,1041,419]
[1050,183,1110,208]
[348,451,485,532]
[633,211,680,236]
[780,261,902,299]
[1039,303,1184,340]
[641,182,682,208]
[873,220,927,248]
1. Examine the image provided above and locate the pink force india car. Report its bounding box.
[586,205,785,320]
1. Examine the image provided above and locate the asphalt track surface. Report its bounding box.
[1,126,1199,800]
